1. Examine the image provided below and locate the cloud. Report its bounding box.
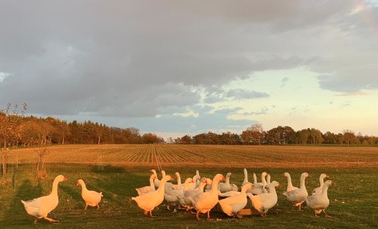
[0,0,377,135]
[280,77,289,87]
[0,72,11,82]
[226,89,269,99]
[334,92,369,96]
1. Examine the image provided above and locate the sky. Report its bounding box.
[1,0,378,139]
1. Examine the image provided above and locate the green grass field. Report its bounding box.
[1,145,378,228]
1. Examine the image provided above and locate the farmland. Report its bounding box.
[1,144,378,228]
[7,144,378,168]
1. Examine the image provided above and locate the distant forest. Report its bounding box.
[0,103,376,148]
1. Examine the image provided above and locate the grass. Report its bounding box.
[1,163,378,228]
[1,144,378,228]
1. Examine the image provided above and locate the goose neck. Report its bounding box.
[253,173,257,184]
[319,177,325,186]
[51,179,60,197]
[320,184,329,197]
[299,176,307,189]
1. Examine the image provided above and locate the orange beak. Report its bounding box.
[63,177,68,181]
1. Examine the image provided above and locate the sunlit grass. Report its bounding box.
[1,163,377,229]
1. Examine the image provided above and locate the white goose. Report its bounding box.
[188,174,226,220]
[284,172,299,192]
[242,168,253,187]
[21,175,67,224]
[305,180,335,217]
[312,173,329,195]
[264,174,271,192]
[248,181,279,217]
[283,172,310,210]
[136,174,156,196]
[164,178,194,210]
[76,179,103,210]
[151,169,161,188]
[186,174,201,191]
[219,172,238,193]
[179,178,212,210]
[250,172,268,195]
[171,172,182,190]
[219,183,253,218]
[195,170,201,188]
[161,170,174,191]
[132,175,174,217]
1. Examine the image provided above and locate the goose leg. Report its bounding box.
[196,210,200,221]
[207,211,211,220]
[34,219,38,224]
[96,204,100,210]
[43,216,58,223]
[323,210,331,218]
[149,211,153,217]
[144,210,148,216]
[85,204,88,210]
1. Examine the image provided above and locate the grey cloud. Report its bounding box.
[0,0,376,127]
[242,108,269,116]
[280,77,289,87]
[226,89,269,99]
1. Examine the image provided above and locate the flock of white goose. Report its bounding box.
[19,169,334,224]
[132,169,335,220]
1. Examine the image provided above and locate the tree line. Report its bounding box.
[1,103,377,148]
[172,124,378,146]
[0,104,164,148]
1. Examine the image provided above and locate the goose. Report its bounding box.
[283,172,310,210]
[253,172,258,185]
[242,168,253,187]
[179,178,212,210]
[151,169,161,188]
[21,175,67,224]
[76,179,103,210]
[171,172,182,190]
[284,172,299,192]
[219,172,238,193]
[161,170,174,191]
[132,175,174,217]
[136,174,156,196]
[164,178,194,210]
[264,174,271,192]
[248,181,279,217]
[305,180,335,217]
[219,183,253,218]
[312,173,329,195]
[250,172,268,195]
[188,174,226,220]
[218,190,242,198]
[186,174,201,191]
[195,170,201,188]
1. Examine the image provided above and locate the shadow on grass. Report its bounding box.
[2,174,43,226]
